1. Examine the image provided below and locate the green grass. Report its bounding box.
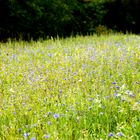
[0,34,140,140]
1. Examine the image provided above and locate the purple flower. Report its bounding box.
[48,53,53,57]
[53,114,60,119]
[112,81,117,85]
[30,137,36,140]
[116,85,120,89]
[48,121,52,125]
[126,91,135,97]
[47,112,52,116]
[59,90,63,93]
[24,132,30,137]
[114,93,121,98]
[117,132,124,137]
[114,93,118,98]
[12,54,16,59]
[44,134,50,139]
[108,132,114,137]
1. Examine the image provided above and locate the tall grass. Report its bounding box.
[0,34,140,140]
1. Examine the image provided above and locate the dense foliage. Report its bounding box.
[0,0,140,40]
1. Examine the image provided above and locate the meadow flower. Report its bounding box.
[61,103,65,106]
[70,106,74,110]
[59,89,63,93]
[12,54,16,59]
[117,132,124,137]
[44,134,50,139]
[48,121,52,125]
[119,73,122,77]
[82,64,87,69]
[30,137,36,140]
[115,85,120,89]
[47,112,52,116]
[126,90,135,97]
[112,81,117,85]
[53,114,60,119]
[114,93,121,98]
[24,132,30,137]
[48,53,53,57]
[108,132,114,137]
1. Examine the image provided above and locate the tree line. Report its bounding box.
[0,0,140,41]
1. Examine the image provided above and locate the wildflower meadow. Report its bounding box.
[0,34,140,139]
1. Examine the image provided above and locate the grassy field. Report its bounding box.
[0,34,140,140]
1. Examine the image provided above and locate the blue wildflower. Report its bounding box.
[44,134,50,139]
[48,121,52,125]
[117,132,124,137]
[59,90,63,93]
[114,93,121,98]
[112,81,117,85]
[126,91,135,97]
[24,132,30,137]
[48,53,52,57]
[53,114,60,119]
[47,112,52,116]
[108,132,114,137]
[30,137,36,140]
[116,85,119,89]
[61,103,65,106]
